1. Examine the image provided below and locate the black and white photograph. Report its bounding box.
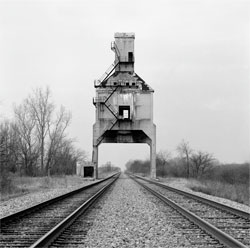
[0,0,249,247]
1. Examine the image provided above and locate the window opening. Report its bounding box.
[119,105,130,120]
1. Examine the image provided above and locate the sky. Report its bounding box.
[0,0,249,170]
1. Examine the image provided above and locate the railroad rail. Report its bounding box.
[130,174,250,248]
[0,173,120,248]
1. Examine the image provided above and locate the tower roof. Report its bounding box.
[114,32,135,38]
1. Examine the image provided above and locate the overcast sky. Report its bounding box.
[0,0,249,170]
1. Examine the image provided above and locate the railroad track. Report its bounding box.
[0,173,120,248]
[130,174,250,248]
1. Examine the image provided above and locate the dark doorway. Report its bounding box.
[119,105,130,120]
[128,52,133,62]
[84,166,94,177]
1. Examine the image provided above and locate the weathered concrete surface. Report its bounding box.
[92,33,156,179]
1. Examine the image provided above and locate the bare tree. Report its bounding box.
[0,120,19,175]
[1,87,88,177]
[190,151,215,178]
[46,106,71,176]
[0,121,11,170]
[74,148,89,165]
[27,87,54,174]
[51,139,87,175]
[14,102,39,175]
[156,150,172,177]
[177,140,193,178]
[157,150,172,162]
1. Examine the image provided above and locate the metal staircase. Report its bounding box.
[104,85,119,118]
[94,85,120,146]
[105,102,119,118]
[94,62,119,87]
[94,41,121,88]
[93,41,122,145]
[111,41,120,58]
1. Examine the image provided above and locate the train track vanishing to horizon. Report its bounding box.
[1,173,249,248]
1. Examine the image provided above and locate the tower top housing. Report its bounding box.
[94,32,153,91]
[114,32,135,38]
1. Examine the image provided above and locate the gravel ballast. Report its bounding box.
[0,180,95,218]
[1,175,248,219]
[83,174,192,247]
[1,174,249,247]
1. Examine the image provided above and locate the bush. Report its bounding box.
[187,163,250,205]
[126,157,189,178]
[188,179,249,206]
[0,171,17,195]
[125,159,150,175]
[99,162,121,177]
[204,163,250,185]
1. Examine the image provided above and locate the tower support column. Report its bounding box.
[92,145,98,179]
[150,126,156,179]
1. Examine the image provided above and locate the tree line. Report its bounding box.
[125,140,249,185]
[125,140,217,179]
[0,87,87,179]
[99,161,121,175]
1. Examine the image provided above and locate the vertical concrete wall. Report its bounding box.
[92,145,98,179]
[114,32,135,61]
[93,33,156,179]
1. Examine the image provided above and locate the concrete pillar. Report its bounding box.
[92,145,98,179]
[150,127,156,179]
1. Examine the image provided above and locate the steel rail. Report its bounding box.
[131,175,248,248]
[132,174,250,219]
[0,173,119,225]
[29,173,120,248]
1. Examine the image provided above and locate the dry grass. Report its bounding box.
[0,175,90,201]
[187,179,250,206]
[0,172,115,201]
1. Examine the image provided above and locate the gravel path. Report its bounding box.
[83,174,192,248]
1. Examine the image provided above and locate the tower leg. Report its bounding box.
[92,145,98,179]
[150,127,156,179]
